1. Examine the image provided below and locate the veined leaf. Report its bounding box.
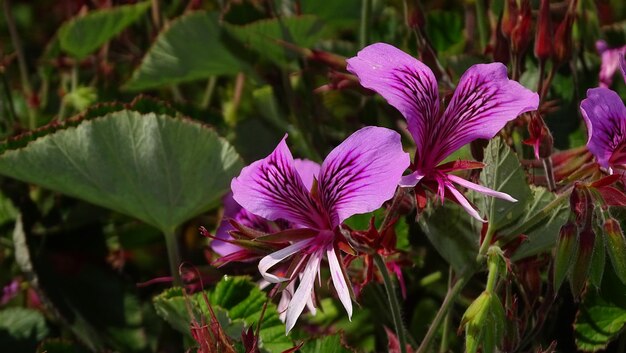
[0,307,49,353]
[124,12,248,91]
[479,138,533,230]
[58,2,151,59]
[0,110,243,233]
[153,276,293,353]
[510,186,569,261]
[300,333,354,353]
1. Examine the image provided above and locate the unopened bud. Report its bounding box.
[462,291,505,353]
[604,218,626,284]
[570,186,592,228]
[553,0,577,65]
[534,0,553,61]
[570,227,594,299]
[405,1,425,31]
[501,0,518,39]
[511,0,532,54]
[553,222,578,291]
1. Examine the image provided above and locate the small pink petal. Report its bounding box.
[258,240,311,283]
[399,171,424,187]
[447,174,517,202]
[446,182,485,222]
[285,252,322,333]
[327,247,353,319]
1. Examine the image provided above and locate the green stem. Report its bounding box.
[200,77,217,109]
[477,225,496,262]
[164,228,182,285]
[379,188,406,233]
[359,0,372,48]
[374,253,407,353]
[438,267,454,353]
[416,268,473,353]
[474,0,488,52]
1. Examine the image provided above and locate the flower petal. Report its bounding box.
[294,159,321,190]
[285,252,322,333]
[447,174,517,202]
[580,88,626,169]
[446,182,485,222]
[212,193,242,256]
[399,171,425,187]
[327,247,353,319]
[430,63,539,167]
[621,53,626,85]
[231,135,326,228]
[258,240,312,283]
[346,43,440,157]
[317,126,410,226]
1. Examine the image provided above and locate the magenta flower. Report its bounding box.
[580,86,626,173]
[231,126,409,332]
[346,43,539,221]
[596,40,626,88]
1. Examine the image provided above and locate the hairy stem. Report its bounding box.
[374,253,407,353]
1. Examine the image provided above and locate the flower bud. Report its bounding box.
[553,222,578,291]
[604,218,626,284]
[462,291,505,353]
[511,0,532,54]
[553,0,577,65]
[524,113,554,159]
[570,227,594,299]
[501,0,518,39]
[534,0,553,61]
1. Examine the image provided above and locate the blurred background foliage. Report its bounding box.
[0,0,624,352]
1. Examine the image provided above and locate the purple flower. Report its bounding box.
[231,126,410,332]
[346,43,539,221]
[580,87,626,172]
[212,159,321,257]
[596,40,626,88]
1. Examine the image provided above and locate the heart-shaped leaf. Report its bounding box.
[0,110,243,234]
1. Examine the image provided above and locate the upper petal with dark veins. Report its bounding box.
[430,63,539,167]
[580,87,626,169]
[317,126,410,227]
[346,43,440,160]
[231,136,327,229]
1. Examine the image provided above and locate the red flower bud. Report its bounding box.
[534,0,553,61]
[501,0,519,39]
[553,222,578,291]
[553,0,578,65]
[511,0,532,54]
[604,218,626,284]
[570,227,594,298]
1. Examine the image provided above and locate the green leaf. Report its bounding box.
[300,333,353,353]
[0,110,243,233]
[225,16,324,66]
[575,273,626,351]
[153,277,293,353]
[425,11,465,56]
[419,203,480,274]
[479,138,533,230]
[58,2,151,59]
[0,307,49,353]
[124,12,248,91]
[510,186,569,261]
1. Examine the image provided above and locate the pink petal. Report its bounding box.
[621,54,626,85]
[346,43,440,159]
[294,159,321,190]
[231,135,327,229]
[399,171,425,187]
[326,247,353,319]
[211,193,242,256]
[445,182,485,222]
[258,240,312,283]
[447,174,517,202]
[317,126,410,226]
[580,88,626,169]
[285,252,322,333]
[430,63,539,167]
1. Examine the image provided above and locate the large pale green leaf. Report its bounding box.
[58,2,151,59]
[479,138,533,230]
[153,276,293,353]
[124,12,247,91]
[510,186,569,260]
[0,110,243,233]
[419,203,480,274]
[225,16,324,66]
